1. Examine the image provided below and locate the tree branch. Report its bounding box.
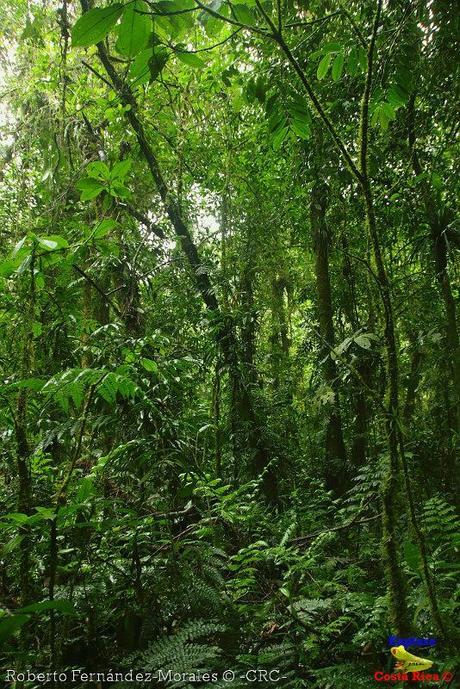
[193,0,271,37]
[170,28,242,54]
[285,10,340,29]
[292,513,380,546]
[274,36,363,183]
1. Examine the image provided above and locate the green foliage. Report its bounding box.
[0,0,458,685]
[266,92,312,149]
[148,47,169,81]
[77,159,132,202]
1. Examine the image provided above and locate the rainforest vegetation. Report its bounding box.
[0,0,459,686]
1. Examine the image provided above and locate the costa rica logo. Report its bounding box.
[373,643,454,683]
[390,645,433,673]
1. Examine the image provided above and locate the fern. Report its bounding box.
[311,663,373,689]
[291,597,333,624]
[42,367,139,411]
[237,641,301,688]
[97,371,138,404]
[352,595,388,646]
[125,619,225,686]
[422,495,460,549]
[174,619,225,643]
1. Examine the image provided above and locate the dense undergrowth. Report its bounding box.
[0,0,459,687]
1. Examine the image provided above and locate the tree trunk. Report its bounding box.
[311,181,348,492]
[407,94,460,437]
[341,235,371,466]
[270,274,290,388]
[15,257,36,609]
[238,245,277,501]
[403,334,423,429]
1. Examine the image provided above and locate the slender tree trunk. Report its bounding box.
[341,235,371,467]
[267,2,414,632]
[311,181,348,492]
[270,274,290,388]
[403,334,423,429]
[212,361,222,477]
[361,181,412,635]
[263,4,411,627]
[240,264,277,500]
[351,361,371,467]
[408,94,460,440]
[15,255,36,609]
[357,6,445,637]
[15,388,32,606]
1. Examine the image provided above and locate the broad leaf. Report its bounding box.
[37,237,57,251]
[232,4,254,25]
[86,161,111,180]
[116,1,151,58]
[111,159,132,180]
[331,52,344,81]
[93,218,117,239]
[404,541,420,572]
[77,178,105,201]
[129,47,153,85]
[291,119,310,140]
[17,600,74,615]
[322,41,341,53]
[0,615,30,644]
[141,357,158,372]
[176,52,205,68]
[72,4,123,47]
[317,53,332,80]
[37,235,69,251]
[271,126,288,151]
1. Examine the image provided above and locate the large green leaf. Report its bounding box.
[111,158,132,180]
[0,615,30,644]
[232,4,254,25]
[18,600,75,615]
[291,118,310,140]
[77,178,106,201]
[271,126,288,151]
[404,541,421,572]
[176,51,205,68]
[0,258,21,278]
[86,161,111,180]
[93,218,118,239]
[317,53,332,80]
[72,4,124,47]
[141,357,158,373]
[129,47,154,85]
[37,235,69,252]
[116,1,151,58]
[322,41,341,53]
[348,47,358,76]
[331,52,344,81]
